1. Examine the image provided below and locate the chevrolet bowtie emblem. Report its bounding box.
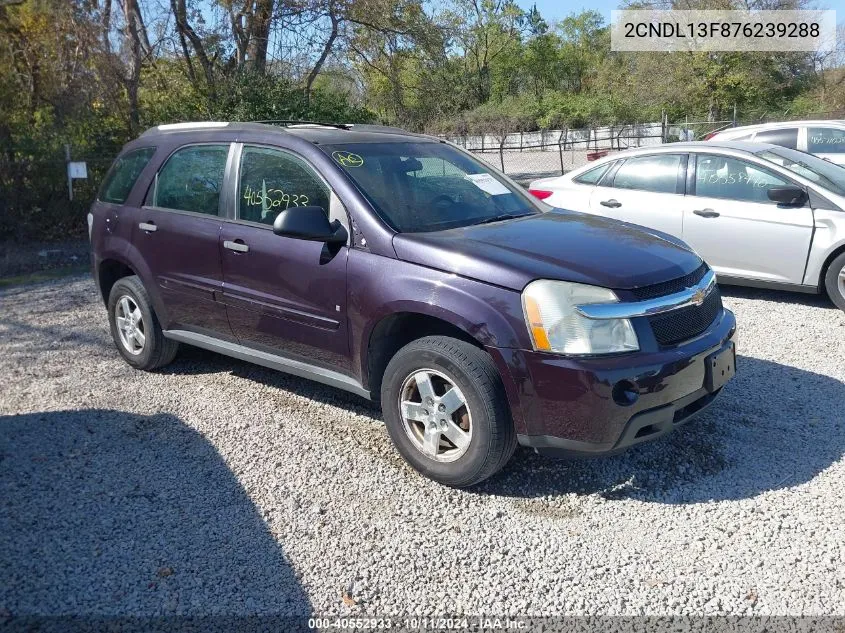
[691,287,707,307]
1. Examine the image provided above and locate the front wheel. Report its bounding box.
[380,336,516,487]
[824,251,845,312]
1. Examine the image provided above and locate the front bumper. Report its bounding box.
[489,308,737,456]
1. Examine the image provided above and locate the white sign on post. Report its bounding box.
[68,162,88,179]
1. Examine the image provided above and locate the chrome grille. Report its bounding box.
[648,286,723,346]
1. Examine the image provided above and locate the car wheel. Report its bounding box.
[107,276,179,371]
[824,251,845,312]
[380,336,516,487]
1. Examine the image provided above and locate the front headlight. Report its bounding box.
[521,279,639,355]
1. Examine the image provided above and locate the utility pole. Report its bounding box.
[65,144,73,201]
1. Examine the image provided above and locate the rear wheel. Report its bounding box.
[107,276,179,370]
[380,336,516,487]
[824,251,845,312]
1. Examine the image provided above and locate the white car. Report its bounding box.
[706,120,845,165]
[528,141,845,311]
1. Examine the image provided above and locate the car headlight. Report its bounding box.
[521,280,639,355]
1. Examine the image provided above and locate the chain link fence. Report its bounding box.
[440,119,742,185]
[447,111,845,185]
[0,143,120,242]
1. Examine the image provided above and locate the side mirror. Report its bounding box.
[273,206,347,244]
[767,185,808,206]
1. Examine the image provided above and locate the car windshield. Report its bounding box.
[322,142,540,232]
[757,147,845,196]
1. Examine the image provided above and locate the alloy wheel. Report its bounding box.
[839,264,845,301]
[115,295,145,355]
[398,369,472,463]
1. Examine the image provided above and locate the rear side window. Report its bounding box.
[238,146,330,226]
[152,145,229,215]
[807,127,845,154]
[574,163,610,185]
[612,154,683,194]
[98,147,155,204]
[755,128,798,150]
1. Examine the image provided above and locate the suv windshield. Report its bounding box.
[757,147,845,196]
[322,142,539,232]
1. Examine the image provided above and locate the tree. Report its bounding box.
[171,0,216,96]
[557,10,606,94]
[121,0,152,131]
[448,0,527,105]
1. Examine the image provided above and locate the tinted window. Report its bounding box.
[695,155,788,203]
[153,145,229,215]
[807,127,845,154]
[321,142,538,233]
[612,154,682,194]
[755,128,798,150]
[238,147,330,225]
[574,163,610,185]
[98,147,155,204]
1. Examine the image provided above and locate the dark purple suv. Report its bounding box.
[90,122,737,486]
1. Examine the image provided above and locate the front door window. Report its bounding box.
[238,146,331,225]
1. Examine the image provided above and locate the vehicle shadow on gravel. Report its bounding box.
[0,409,311,622]
[162,346,379,417]
[477,355,845,504]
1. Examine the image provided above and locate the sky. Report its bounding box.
[521,0,845,25]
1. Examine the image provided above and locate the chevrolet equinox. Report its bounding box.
[89,122,737,486]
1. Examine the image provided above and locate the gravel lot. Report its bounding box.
[1,275,844,618]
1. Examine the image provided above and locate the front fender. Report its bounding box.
[805,210,845,287]
[346,250,530,426]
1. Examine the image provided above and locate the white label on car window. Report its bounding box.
[464,173,510,195]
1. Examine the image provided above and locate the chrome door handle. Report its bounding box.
[693,208,720,218]
[223,240,249,253]
[600,199,622,208]
[138,222,157,232]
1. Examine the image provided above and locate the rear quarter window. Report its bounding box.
[573,163,610,185]
[97,147,156,204]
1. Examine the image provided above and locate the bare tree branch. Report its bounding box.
[305,6,339,98]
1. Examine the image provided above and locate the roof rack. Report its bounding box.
[253,119,353,130]
[140,121,230,136]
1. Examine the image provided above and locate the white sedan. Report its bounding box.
[528,141,845,311]
[706,120,845,166]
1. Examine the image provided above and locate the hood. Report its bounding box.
[392,210,703,292]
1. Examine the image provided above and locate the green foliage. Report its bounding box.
[1,47,375,242]
[538,92,645,129]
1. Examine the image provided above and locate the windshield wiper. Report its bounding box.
[473,213,534,226]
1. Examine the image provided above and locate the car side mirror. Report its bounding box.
[272,206,347,245]
[768,185,808,206]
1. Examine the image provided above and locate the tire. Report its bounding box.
[107,275,179,371]
[824,251,845,313]
[380,336,516,487]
